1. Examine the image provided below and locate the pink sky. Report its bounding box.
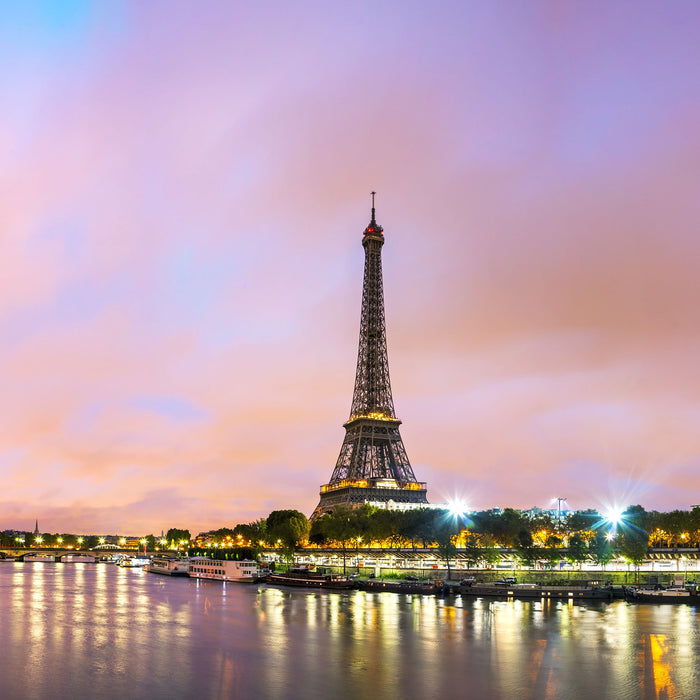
[1,2,699,535]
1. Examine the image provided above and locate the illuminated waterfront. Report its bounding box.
[1,563,697,699]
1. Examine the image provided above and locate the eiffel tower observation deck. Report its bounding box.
[312,194,428,519]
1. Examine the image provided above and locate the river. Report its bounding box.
[0,563,696,699]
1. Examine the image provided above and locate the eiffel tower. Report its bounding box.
[312,194,428,519]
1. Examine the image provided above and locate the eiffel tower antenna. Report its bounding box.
[312,195,428,518]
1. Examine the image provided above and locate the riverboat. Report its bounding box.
[23,553,56,562]
[118,556,150,568]
[59,554,96,563]
[624,586,700,604]
[459,581,614,601]
[355,578,443,595]
[267,567,354,589]
[145,556,190,577]
[189,557,262,582]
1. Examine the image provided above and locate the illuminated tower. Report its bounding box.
[312,194,428,519]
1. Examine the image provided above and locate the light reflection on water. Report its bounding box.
[0,564,698,700]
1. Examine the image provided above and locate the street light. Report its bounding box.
[555,498,567,530]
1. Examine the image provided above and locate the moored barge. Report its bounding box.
[355,578,443,595]
[460,581,614,601]
[267,567,354,589]
[624,586,700,604]
[145,556,190,576]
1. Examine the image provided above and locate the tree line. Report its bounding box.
[227,504,700,571]
[6,504,700,567]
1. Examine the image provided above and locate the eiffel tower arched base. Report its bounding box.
[311,482,428,521]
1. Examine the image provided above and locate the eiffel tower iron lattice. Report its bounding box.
[312,195,428,519]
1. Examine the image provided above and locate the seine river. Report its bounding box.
[1,563,697,700]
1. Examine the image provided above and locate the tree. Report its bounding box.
[590,529,614,569]
[474,509,529,548]
[429,509,462,581]
[266,510,310,563]
[398,508,433,550]
[566,533,588,569]
[368,509,403,548]
[617,506,650,581]
[165,528,191,550]
[515,528,537,567]
[234,519,267,553]
[140,534,157,551]
[462,531,482,569]
[309,505,360,574]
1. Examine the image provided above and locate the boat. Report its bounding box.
[624,585,700,604]
[459,580,614,601]
[23,553,56,562]
[118,556,150,568]
[355,578,443,594]
[145,556,190,577]
[59,554,96,563]
[188,557,262,582]
[266,566,355,589]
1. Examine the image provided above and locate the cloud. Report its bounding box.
[1,3,698,533]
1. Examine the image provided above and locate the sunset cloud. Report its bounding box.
[1,2,698,534]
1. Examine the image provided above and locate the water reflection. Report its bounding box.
[1,564,699,699]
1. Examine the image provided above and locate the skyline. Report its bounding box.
[2,3,699,534]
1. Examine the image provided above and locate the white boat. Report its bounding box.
[118,556,150,568]
[23,553,55,562]
[188,557,261,582]
[145,556,189,576]
[626,586,699,603]
[60,554,96,563]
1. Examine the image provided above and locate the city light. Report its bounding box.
[603,507,625,527]
[447,500,469,519]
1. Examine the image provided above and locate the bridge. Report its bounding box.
[0,547,145,559]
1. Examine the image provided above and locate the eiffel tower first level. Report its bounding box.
[312,194,428,520]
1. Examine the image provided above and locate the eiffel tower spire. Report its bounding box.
[312,194,428,518]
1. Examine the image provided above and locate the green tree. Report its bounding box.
[266,510,310,564]
[566,533,588,569]
[309,505,360,574]
[590,529,614,569]
[515,528,536,567]
[429,509,462,581]
[165,528,191,550]
[140,534,157,552]
[617,506,650,581]
[234,519,267,553]
[368,509,403,548]
[564,509,598,537]
[462,531,482,569]
[474,509,529,548]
